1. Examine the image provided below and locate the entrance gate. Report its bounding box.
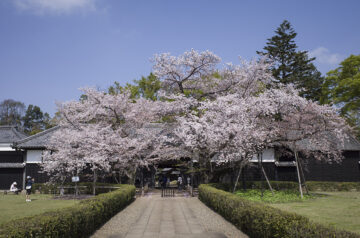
[161,187,175,197]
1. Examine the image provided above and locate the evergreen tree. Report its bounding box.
[321,54,360,139]
[0,99,25,127]
[108,73,161,101]
[257,20,324,101]
[23,105,46,135]
[134,73,161,101]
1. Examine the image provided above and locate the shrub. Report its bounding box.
[218,181,360,192]
[306,181,360,191]
[199,184,360,238]
[32,182,122,195]
[0,184,135,238]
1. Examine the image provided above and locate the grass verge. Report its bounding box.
[0,194,78,225]
[199,184,359,238]
[0,184,135,238]
[270,192,360,234]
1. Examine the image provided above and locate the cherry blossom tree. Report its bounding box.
[153,50,349,196]
[152,50,277,187]
[153,49,274,99]
[43,49,351,199]
[173,96,264,182]
[42,88,164,190]
[246,85,350,197]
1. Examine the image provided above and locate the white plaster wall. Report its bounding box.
[250,148,275,162]
[26,150,43,163]
[0,143,15,151]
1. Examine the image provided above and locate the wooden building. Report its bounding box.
[240,136,360,182]
[13,126,60,187]
[0,126,27,189]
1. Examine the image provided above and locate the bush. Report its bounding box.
[32,182,122,195]
[306,181,360,191]
[0,184,135,238]
[218,181,360,192]
[199,184,360,238]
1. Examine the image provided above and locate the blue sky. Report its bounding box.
[0,0,359,115]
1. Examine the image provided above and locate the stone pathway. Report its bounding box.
[92,192,247,238]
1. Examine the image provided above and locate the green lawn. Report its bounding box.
[270,192,360,234]
[0,193,79,225]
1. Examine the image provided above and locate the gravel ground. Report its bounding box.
[91,192,247,238]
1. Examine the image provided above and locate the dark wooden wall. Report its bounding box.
[25,164,49,184]
[304,151,360,182]
[0,151,24,163]
[0,168,23,189]
[240,151,360,182]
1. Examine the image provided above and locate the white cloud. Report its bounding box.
[13,0,97,15]
[309,47,343,65]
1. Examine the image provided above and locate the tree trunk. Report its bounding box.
[298,158,310,195]
[233,161,243,193]
[261,165,274,195]
[141,168,144,197]
[259,153,264,198]
[93,169,97,196]
[119,171,122,184]
[294,151,304,199]
[242,166,246,191]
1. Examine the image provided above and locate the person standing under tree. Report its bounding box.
[25,176,34,202]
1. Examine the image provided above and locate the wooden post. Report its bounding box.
[294,151,304,199]
[119,170,122,184]
[141,168,144,197]
[298,158,310,195]
[261,166,274,195]
[93,169,97,196]
[191,160,194,197]
[259,153,264,198]
[242,166,246,191]
[233,160,243,193]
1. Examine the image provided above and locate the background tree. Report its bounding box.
[0,99,25,127]
[321,54,360,138]
[23,104,53,135]
[108,73,161,101]
[257,20,324,101]
[134,73,161,101]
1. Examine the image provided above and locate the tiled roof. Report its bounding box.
[344,135,360,151]
[294,132,360,151]
[0,126,27,143]
[14,126,60,149]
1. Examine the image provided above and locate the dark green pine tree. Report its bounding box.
[23,105,45,135]
[257,20,324,101]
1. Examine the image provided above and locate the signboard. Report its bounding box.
[71,176,80,182]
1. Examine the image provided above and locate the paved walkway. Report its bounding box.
[92,192,247,238]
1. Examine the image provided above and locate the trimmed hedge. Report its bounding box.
[32,182,122,195]
[0,184,135,238]
[199,184,360,238]
[216,181,360,192]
